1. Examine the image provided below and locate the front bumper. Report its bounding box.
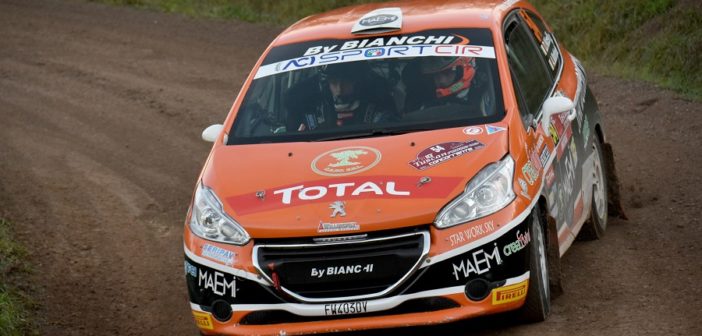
[184,217,531,335]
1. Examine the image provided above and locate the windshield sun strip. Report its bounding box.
[255,44,497,80]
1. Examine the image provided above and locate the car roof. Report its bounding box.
[275,0,519,46]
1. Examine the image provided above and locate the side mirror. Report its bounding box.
[540,96,575,133]
[202,124,224,142]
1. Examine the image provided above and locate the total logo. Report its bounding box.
[226,176,463,215]
[274,180,409,205]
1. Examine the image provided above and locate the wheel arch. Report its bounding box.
[594,123,628,220]
[595,122,606,145]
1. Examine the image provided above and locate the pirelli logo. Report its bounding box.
[492,280,528,305]
[192,311,214,330]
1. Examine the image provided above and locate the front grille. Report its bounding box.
[253,231,429,302]
[239,297,460,325]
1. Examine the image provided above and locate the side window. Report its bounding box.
[521,10,561,77]
[505,16,552,125]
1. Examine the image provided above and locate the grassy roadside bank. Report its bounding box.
[90,0,701,100]
[532,0,701,100]
[0,218,34,336]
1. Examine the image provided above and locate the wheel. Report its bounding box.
[578,138,608,240]
[519,205,550,322]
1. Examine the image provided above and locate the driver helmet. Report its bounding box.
[421,57,476,99]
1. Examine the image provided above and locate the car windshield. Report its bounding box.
[228,28,504,144]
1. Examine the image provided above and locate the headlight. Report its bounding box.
[434,155,516,229]
[189,182,250,245]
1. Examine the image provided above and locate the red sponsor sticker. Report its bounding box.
[556,125,573,160]
[544,165,556,188]
[409,141,485,171]
[226,176,463,215]
[529,147,542,171]
[549,112,566,144]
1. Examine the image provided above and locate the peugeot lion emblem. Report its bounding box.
[329,201,346,218]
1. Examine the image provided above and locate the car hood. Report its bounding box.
[202,124,509,238]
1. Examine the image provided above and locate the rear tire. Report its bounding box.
[579,138,608,240]
[519,205,550,322]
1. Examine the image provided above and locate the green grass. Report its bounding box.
[532,0,702,99]
[91,0,385,24]
[91,0,701,99]
[0,218,34,336]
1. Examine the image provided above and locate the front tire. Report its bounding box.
[579,138,608,240]
[519,205,550,322]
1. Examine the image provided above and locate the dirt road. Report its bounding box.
[0,1,700,335]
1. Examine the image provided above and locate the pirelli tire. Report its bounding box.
[578,137,608,240]
[519,205,550,322]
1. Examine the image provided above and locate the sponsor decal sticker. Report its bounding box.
[312,146,381,176]
[255,34,496,79]
[540,32,554,56]
[555,142,578,222]
[275,180,408,205]
[184,260,197,277]
[409,140,485,170]
[226,176,462,215]
[448,220,496,247]
[192,311,214,330]
[539,147,550,168]
[521,161,539,185]
[364,48,385,57]
[486,124,506,134]
[198,269,236,298]
[548,123,559,145]
[311,263,374,279]
[502,230,531,257]
[201,244,235,266]
[518,178,528,193]
[304,35,465,56]
[556,122,573,160]
[451,243,503,280]
[360,14,398,26]
[582,117,590,148]
[544,165,556,188]
[517,177,531,200]
[536,134,544,150]
[573,58,587,129]
[324,301,369,316]
[529,147,543,171]
[318,221,360,233]
[462,126,483,135]
[492,281,528,305]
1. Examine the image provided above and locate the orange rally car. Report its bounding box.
[183,1,622,334]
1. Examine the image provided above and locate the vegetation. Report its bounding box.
[532,0,701,99]
[92,0,384,24]
[0,218,34,336]
[92,0,701,99]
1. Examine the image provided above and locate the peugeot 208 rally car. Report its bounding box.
[184,0,617,334]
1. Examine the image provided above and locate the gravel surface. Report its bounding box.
[0,1,700,335]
